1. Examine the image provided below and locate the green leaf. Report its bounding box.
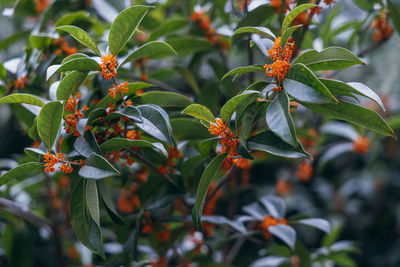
[269,224,296,249]
[283,63,338,103]
[100,138,167,157]
[219,90,259,122]
[79,153,121,179]
[108,5,153,55]
[167,37,214,56]
[103,106,143,123]
[137,91,192,108]
[193,153,228,228]
[266,91,297,147]
[297,218,331,234]
[95,82,154,108]
[37,101,63,150]
[74,131,102,158]
[97,180,124,225]
[293,47,364,71]
[0,93,44,107]
[247,131,310,158]
[346,82,386,111]
[233,26,276,39]
[148,16,187,41]
[281,25,302,48]
[70,177,90,247]
[282,4,316,32]
[175,67,201,96]
[182,104,215,122]
[387,0,400,36]
[221,65,264,81]
[87,108,107,125]
[119,41,176,68]
[136,104,175,146]
[86,179,100,224]
[239,102,265,147]
[0,162,42,186]
[88,219,105,258]
[47,58,101,80]
[55,25,101,56]
[0,62,6,80]
[56,71,88,101]
[170,118,211,140]
[301,100,396,138]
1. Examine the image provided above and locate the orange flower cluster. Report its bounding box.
[149,257,167,267]
[264,37,295,91]
[270,0,290,14]
[155,224,171,242]
[236,0,251,11]
[127,129,141,140]
[13,76,27,89]
[190,11,230,50]
[370,12,393,42]
[117,183,140,213]
[53,37,77,56]
[259,215,288,239]
[64,92,84,137]
[353,136,370,154]
[209,118,250,170]
[323,0,335,4]
[276,178,292,195]
[67,245,79,260]
[35,0,49,12]
[100,54,117,80]
[58,175,70,190]
[108,81,128,99]
[296,161,313,182]
[157,146,184,175]
[44,152,73,174]
[141,211,155,234]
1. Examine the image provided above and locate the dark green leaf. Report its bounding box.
[108,5,153,55]
[283,63,338,103]
[137,91,192,108]
[281,25,302,48]
[220,90,259,122]
[56,71,88,101]
[47,58,101,80]
[167,37,214,56]
[221,65,264,81]
[182,104,215,123]
[193,153,228,228]
[297,218,331,234]
[266,91,297,147]
[37,101,63,149]
[97,180,124,225]
[104,106,143,123]
[282,4,316,31]
[247,131,310,158]
[79,153,120,179]
[0,93,44,107]
[388,0,400,35]
[100,138,167,157]
[233,26,276,39]
[0,162,42,186]
[55,25,101,56]
[170,118,211,140]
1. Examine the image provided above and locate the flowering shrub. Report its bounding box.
[0,0,399,266]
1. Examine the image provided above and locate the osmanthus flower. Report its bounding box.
[117,183,140,213]
[236,0,251,11]
[43,152,73,174]
[13,76,27,89]
[35,0,50,12]
[64,92,84,137]
[264,37,295,91]
[317,122,373,170]
[370,11,393,42]
[296,161,314,182]
[53,37,77,56]
[108,81,128,99]
[241,196,331,247]
[100,54,117,80]
[155,224,171,242]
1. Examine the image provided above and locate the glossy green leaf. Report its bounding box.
[70,177,90,247]
[266,91,297,147]
[247,131,310,158]
[79,153,121,179]
[97,180,124,225]
[282,4,316,31]
[221,65,264,81]
[239,102,265,146]
[0,62,6,80]
[269,224,296,249]
[87,108,107,125]
[387,0,400,35]
[137,91,192,108]
[0,93,44,107]
[281,25,302,48]
[182,104,215,122]
[108,5,153,55]
[301,101,396,138]
[148,17,187,41]
[193,153,228,228]
[233,26,276,39]
[86,179,100,224]
[119,41,176,67]
[170,118,211,140]
[283,63,337,103]
[135,104,174,146]
[100,138,167,157]
[297,218,331,234]
[293,47,364,71]
[220,90,259,122]
[37,101,63,149]
[301,101,395,138]
[88,219,105,258]
[103,106,143,123]
[55,25,101,56]
[0,162,42,186]
[47,58,101,80]
[56,71,88,101]
[347,82,386,111]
